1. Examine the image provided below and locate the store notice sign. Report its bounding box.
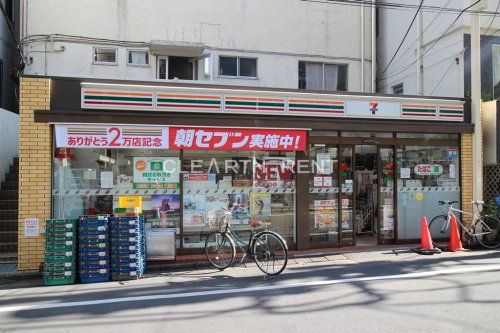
[133,157,180,189]
[414,164,443,176]
[118,196,142,209]
[400,167,411,179]
[169,127,307,151]
[55,124,169,149]
[24,218,39,237]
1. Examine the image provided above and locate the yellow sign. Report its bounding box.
[415,192,424,201]
[118,196,143,210]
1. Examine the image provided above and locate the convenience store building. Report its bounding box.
[17,76,473,270]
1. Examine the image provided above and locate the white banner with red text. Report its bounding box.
[54,124,307,151]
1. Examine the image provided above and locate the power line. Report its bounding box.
[383,0,452,75]
[301,0,500,16]
[429,56,459,95]
[379,0,424,79]
[378,0,482,82]
[485,0,500,35]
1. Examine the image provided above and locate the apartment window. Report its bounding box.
[493,44,500,99]
[157,56,195,80]
[93,47,117,64]
[219,56,257,78]
[127,50,149,66]
[392,83,404,95]
[298,62,347,91]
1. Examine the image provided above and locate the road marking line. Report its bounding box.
[2,264,500,313]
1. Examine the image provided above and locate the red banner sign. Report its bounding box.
[170,127,306,151]
[55,125,307,151]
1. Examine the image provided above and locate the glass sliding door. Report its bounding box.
[308,144,339,247]
[340,146,355,246]
[378,147,396,244]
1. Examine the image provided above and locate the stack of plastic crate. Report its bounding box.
[79,216,110,283]
[109,216,146,281]
[44,219,77,286]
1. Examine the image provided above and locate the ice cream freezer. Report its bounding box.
[145,228,176,260]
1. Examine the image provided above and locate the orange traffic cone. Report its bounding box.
[448,215,467,251]
[414,216,441,255]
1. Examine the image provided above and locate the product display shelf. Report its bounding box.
[78,216,110,283]
[44,219,77,286]
[109,216,146,281]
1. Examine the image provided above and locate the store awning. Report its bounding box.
[149,40,205,57]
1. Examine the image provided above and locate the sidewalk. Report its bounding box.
[3,243,497,283]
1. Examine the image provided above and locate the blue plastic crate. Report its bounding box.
[80,275,109,283]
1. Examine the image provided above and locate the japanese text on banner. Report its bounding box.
[170,127,306,151]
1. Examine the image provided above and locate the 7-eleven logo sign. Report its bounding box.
[369,102,378,115]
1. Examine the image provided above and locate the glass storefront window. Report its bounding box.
[396,145,460,239]
[308,144,339,246]
[396,133,459,139]
[181,150,296,249]
[340,147,354,245]
[341,132,393,138]
[52,147,182,246]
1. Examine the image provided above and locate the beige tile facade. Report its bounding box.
[460,133,473,228]
[18,77,51,270]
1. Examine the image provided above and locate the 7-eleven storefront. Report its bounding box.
[17,76,474,270]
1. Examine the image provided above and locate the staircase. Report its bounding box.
[0,158,18,263]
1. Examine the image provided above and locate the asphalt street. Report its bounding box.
[1,250,500,333]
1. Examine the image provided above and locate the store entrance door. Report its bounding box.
[354,145,378,246]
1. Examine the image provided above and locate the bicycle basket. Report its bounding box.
[207,209,231,232]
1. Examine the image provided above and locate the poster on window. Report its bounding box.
[249,193,272,223]
[314,200,338,230]
[253,157,295,188]
[133,157,180,189]
[228,194,250,225]
[183,195,206,227]
[151,195,181,228]
[205,194,229,215]
[382,204,394,231]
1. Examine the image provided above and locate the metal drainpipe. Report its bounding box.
[371,1,376,93]
[361,2,365,93]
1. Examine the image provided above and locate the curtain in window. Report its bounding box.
[130,52,147,65]
[324,64,339,92]
[305,62,323,90]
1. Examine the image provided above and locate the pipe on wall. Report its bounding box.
[361,2,365,93]
[371,1,376,93]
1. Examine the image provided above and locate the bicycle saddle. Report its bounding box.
[471,200,485,205]
[438,200,459,205]
[249,220,263,228]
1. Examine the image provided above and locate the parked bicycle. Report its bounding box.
[429,200,500,249]
[205,207,288,276]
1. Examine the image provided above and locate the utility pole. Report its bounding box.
[416,0,423,95]
[471,0,484,201]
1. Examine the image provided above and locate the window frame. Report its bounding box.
[156,56,196,80]
[92,47,118,65]
[126,49,150,67]
[298,61,348,91]
[218,56,258,79]
[392,82,404,95]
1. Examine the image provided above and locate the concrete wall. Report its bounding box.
[0,108,18,182]
[377,0,500,97]
[21,0,374,91]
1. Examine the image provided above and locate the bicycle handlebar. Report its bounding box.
[438,200,459,206]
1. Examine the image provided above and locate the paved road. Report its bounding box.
[1,250,500,333]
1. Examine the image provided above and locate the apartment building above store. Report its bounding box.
[20,0,375,92]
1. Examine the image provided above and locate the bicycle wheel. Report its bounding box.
[252,231,287,276]
[428,215,450,249]
[205,231,235,270]
[473,215,500,249]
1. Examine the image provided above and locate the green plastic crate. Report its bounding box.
[44,275,75,286]
[45,255,75,263]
